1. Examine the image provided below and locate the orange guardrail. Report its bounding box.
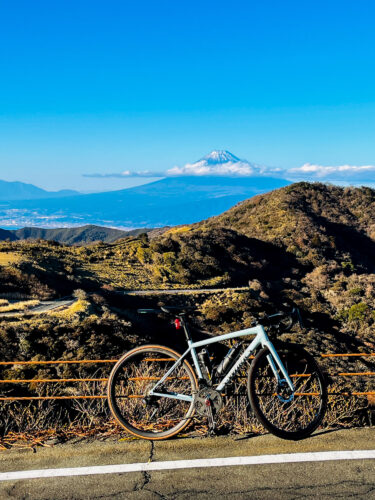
[0,360,117,365]
[0,396,107,401]
[321,353,375,358]
[0,353,374,401]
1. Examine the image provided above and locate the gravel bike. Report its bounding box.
[107,306,327,441]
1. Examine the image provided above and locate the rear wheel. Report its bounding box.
[108,345,198,440]
[248,343,327,440]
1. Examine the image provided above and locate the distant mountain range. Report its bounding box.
[0,179,79,201]
[0,151,290,228]
[0,225,151,245]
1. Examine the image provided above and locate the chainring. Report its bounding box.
[194,388,223,416]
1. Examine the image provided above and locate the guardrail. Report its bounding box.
[0,353,374,401]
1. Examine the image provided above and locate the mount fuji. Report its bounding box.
[0,151,290,229]
[198,150,241,164]
[167,150,272,177]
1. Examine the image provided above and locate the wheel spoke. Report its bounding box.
[108,346,197,439]
[248,344,327,439]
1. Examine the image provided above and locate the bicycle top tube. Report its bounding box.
[150,324,265,395]
[149,322,295,398]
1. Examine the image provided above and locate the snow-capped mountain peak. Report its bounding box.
[200,150,241,165]
[167,150,267,177]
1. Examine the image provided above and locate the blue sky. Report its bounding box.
[1,0,375,191]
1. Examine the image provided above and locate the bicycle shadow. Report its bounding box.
[232,427,340,442]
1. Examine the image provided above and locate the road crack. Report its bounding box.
[134,440,154,492]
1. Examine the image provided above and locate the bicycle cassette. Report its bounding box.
[194,388,223,416]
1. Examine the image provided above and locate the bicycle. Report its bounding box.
[107,306,327,441]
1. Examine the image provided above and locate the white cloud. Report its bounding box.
[167,160,259,177]
[286,163,375,181]
[84,171,165,178]
[84,151,283,179]
[167,151,284,177]
[83,151,375,186]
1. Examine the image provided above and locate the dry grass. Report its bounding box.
[0,423,124,450]
[48,299,89,319]
[0,357,370,448]
[1,392,368,450]
[0,299,40,313]
[0,252,22,266]
[323,383,368,428]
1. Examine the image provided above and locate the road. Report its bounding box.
[0,298,76,318]
[0,288,250,319]
[0,428,374,499]
[120,287,250,295]
[0,288,250,317]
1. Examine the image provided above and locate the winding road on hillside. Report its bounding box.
[0,298,76,318]
[0,288,251,318]
[120,286,250,295]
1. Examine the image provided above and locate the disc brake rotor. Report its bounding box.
[276,379,294,403]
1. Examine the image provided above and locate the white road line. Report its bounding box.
[1,450,375,482]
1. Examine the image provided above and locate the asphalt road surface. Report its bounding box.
[0,428,374,499]
[0,299,76,318]
[120,287,250,295]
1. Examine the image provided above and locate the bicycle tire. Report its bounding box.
[108,345,198,440]
[248,342,327,440]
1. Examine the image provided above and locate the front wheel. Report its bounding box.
[248,342,327,440]
[108,345,198,440]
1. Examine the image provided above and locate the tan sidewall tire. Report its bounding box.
[107,345,198,440]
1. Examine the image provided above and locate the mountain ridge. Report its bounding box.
[0,225,152,245]
[200,181,375,268]
[0,179,79,201]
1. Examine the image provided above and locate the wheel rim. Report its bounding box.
[109,347,197,438]
[250,347,326,436]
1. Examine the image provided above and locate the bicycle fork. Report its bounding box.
[263,342,295,400]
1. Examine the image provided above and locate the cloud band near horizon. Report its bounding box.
[83,162,375,183]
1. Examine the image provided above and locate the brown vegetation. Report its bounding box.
[0,182,374,442]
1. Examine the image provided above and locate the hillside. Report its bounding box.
[0,182,374,355]
[8,225,152,245]
[0,181,373,437]
[0,228,17,242]
[201,182,375,270]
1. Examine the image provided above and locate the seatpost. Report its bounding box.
[179,315,192,342]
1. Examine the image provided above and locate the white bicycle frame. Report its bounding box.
[149,324,295,402]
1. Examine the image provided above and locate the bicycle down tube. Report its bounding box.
[149,324,295,401]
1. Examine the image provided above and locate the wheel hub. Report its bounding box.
[143,383,159,407]
[276,379,294,403]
